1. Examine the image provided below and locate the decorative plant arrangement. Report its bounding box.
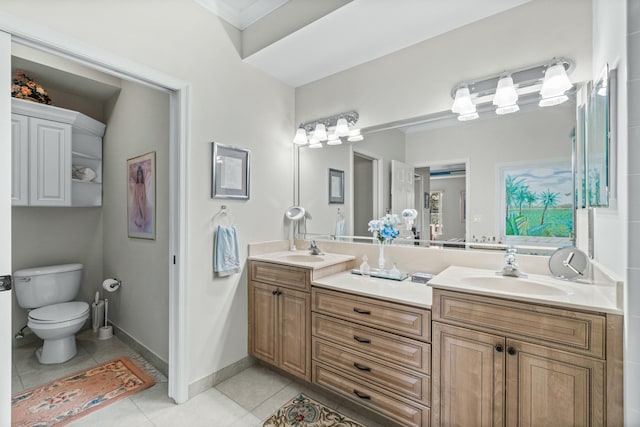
[368,214,401,269]
[11,70,52,104]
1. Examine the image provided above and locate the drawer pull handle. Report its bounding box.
[353,389,371,400]
[353,362,371,371]
[353,336,371,344]
[353,308,371,315]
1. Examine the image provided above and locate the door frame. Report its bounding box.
[0,13,190,403]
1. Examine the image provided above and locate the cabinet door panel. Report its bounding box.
[249,281,278,365]
[506,340,605,427]
[29,118,71,206]
[11,114,28,205]
[280,288,310,381]
[432,322,504,427]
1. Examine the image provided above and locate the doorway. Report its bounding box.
[0,25,188,403]
[352,150,382,236]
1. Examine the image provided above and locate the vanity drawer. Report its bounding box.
[313,362,430,427]
[312,287,431,341]
[313,338,430,406]
[312,313,430,374]
[432,289,606,358]
[250,261,310,292]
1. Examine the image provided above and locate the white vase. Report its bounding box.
[378,241,386,270]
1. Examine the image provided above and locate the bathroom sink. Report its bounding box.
[460,276,571,296]
[279,254,325,263]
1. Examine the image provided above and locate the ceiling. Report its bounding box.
[197,0,531,87]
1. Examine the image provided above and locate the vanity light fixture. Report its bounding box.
[292,111,361,147]
[450,58,574,120]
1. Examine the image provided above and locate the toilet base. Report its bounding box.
[35,336,78,364]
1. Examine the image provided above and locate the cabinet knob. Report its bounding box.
[507,347,517,356]
[272,289,282,296]
[495,344,504,353]
[353,389,371,400]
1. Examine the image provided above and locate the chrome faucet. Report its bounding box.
[308,240,323,255]
[500,246,526,278]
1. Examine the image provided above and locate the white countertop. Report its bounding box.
[312,271,433,309]
[429,265,622,314]
[248,251,355,269]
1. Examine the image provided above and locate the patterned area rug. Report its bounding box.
[263,394,365,427]
[11,357,155,427]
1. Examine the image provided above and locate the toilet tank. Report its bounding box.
[13,264,83,309]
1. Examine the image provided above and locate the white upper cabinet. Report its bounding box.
[11,98,105,207]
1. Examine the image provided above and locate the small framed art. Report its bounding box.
[212,142,250,199]
[127,151,156,239]
[328,168,344,204]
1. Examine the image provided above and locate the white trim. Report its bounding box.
[0,12,189,403]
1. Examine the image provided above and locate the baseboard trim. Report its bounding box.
[188,356,256,399]
[111,324,168,377]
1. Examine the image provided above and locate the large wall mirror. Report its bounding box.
[296,92,580,255]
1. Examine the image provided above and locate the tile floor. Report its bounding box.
[12,330,388,427]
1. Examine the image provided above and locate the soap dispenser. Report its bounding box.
[360,255,370,276]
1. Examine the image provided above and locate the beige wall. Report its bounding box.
[102,81,170,361]
[2,0,295,386]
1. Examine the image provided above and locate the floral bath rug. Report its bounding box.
[263,394,365,427]
[11,357,155,427]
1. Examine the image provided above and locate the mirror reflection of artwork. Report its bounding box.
[500,160,573,245]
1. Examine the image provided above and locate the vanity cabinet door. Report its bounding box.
[249,281,278,366]
[432,322,505,427]
[279,287,311,381]
[505,339,605,427]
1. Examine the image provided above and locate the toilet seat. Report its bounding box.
[29,301,89,324]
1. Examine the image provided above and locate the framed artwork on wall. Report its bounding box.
[212,142,250,199]
[328,168,344,204]
[127,151,156,240]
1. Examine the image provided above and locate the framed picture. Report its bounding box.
[328,168,344,204]
[127,151,156,240]
[212,142,250,199]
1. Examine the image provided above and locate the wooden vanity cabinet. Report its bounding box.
[311,287,432,427]
[248,260,352,382]
[431,289,622,427]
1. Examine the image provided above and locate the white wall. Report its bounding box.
[1,0,295,386]
[295,0,592,128]
[102,81,170,361]
[405,105,574,242]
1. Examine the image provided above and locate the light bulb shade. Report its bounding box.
[540,63,572,98]
[309,141,323,148]
[495,104,520,115]
[347,128,363,141]
[327,134,342,145]
[293,128,308,145]
[335,118,349,137]
[451,87,475,114]
[312,123,328,141]
[493,75,518,107]
[538,94,569,107]
[457,111,479,121]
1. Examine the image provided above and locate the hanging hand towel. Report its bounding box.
[214,225,240,276]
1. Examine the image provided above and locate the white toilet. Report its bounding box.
[14,264,90,364]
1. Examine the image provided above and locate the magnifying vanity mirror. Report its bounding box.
[294,84,604,256]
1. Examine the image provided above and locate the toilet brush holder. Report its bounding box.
[98,325,113,340]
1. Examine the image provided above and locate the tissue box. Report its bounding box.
[411,272,434,284]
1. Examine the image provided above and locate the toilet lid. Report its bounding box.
[29,302,89,323]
